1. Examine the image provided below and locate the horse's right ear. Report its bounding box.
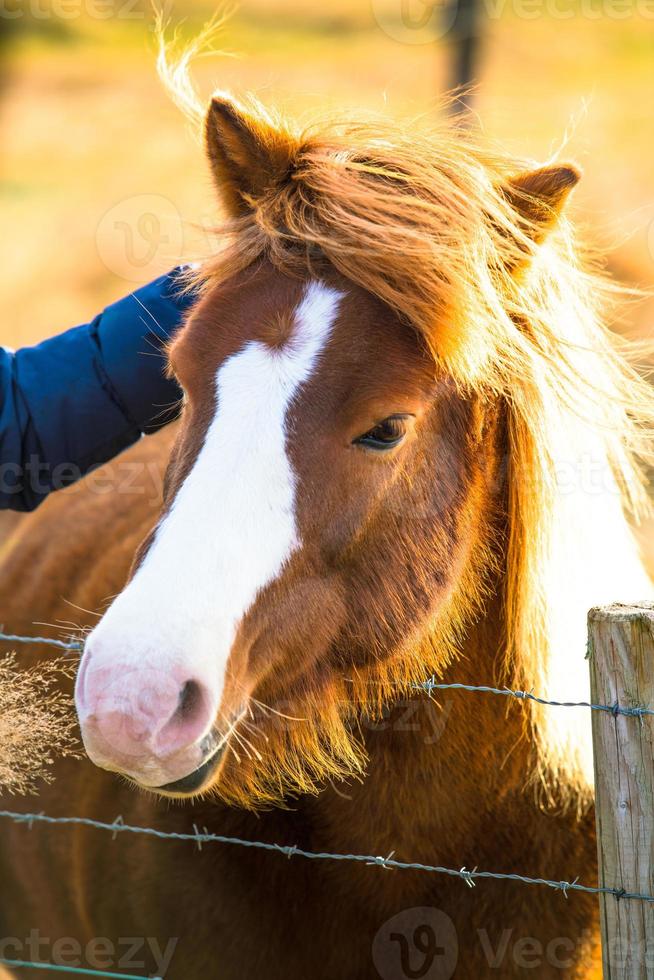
[502,164,580,248]
[205,94,297,217]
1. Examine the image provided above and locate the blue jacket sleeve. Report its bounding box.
[0,268,196,511]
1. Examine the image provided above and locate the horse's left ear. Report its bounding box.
[503,163,580,246]
[205,94,297,217]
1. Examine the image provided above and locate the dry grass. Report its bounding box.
[0,654,80,794]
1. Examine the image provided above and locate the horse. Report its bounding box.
[1,68,652,979]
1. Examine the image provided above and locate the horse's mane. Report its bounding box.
[160,34,654,806]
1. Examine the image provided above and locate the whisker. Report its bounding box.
[231,726,263,763]
[329,779,353,801]
[251,698,306,723]
[31,620,87,644]
[242,720,269,743]
[147,399,184,427]
[60,600,103,620]
[31,620,76,636]
[230,729,254,761]
[214,711,263,763]
[132,293,173,339]
[137,347,167,359]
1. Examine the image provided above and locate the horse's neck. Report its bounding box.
[307,588,530,864]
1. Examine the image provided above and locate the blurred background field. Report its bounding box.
[1,0,653,347]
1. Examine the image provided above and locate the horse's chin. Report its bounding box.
[119,708,249,799]
[142,741,228,799]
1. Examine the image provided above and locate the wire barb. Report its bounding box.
[459,866,477,888]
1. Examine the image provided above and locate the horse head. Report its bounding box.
[76,92,648,807]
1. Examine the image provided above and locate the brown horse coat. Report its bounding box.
[2,74,650,978]
[0,431,601,977]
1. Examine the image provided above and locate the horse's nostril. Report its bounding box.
[153,678,213,757]
[177,680,203,722]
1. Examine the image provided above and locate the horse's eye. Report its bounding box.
[354,414,412,452]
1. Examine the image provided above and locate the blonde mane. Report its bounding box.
[160,35,654,805]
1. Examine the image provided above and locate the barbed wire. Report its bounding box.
[1,623,653,962]
[415,677,654,719]
[0,631,82,652]
[0,957,158,979]
[0,809,652,904]
[2,629,651,720]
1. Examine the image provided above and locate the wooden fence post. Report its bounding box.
[588,602,654,978]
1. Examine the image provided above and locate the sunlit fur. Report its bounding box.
[154,36,654,813]
[210,532,494,811]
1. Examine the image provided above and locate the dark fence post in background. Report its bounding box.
[445,0,483,114]
[588,602,654,978]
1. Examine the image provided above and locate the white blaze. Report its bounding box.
[85,281,342,710]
